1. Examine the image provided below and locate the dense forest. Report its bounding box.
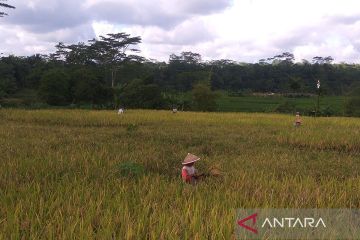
[0,32,359,115]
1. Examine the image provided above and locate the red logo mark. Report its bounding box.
[238,213,258,234]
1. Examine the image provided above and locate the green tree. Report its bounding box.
[312,56,334,64]
[267,52,294,65]
[289,77,302,93]
[89,33,142,88]
[117,79,163,109]
[71,67,112,106]
[191,83,218,111]
[166,52,205,91]
[169,52,202,65]
[0,59,17,98]
[345,86,360,117]
[71,68,98,103]
[0,77,16,98]
[0,0,15,17]
[25,55,48,88]
[38,69,71,105]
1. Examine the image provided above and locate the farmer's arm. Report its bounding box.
[194,168,205,179]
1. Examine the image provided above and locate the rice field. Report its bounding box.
[1,109,360,239]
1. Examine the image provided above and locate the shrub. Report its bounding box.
[345,97,360,117]
[344,86,360,117]
[274,101,296,113]
[320,106,336,117]
[192,83,218,111]
[126,123,139,132]
[116,161,145,178]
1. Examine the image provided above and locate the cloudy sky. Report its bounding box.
[1,0,360,63]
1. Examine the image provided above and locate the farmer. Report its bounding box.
[294,112,302,127]
[181,153,201,184]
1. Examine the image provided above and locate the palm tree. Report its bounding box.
[0,0,15,17]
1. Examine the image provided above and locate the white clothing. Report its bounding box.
[182,165,196,176]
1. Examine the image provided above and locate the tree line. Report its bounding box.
[0,32,359,115]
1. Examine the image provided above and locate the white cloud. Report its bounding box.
[1,0,360,63]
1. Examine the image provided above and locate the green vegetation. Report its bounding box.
[0,34,359,117]
[345,97,360,117]
[192,83,218,112]
[345,86,360,117]
[38,69,71,106]
[117,78,164,109]
[1,109,360,239]
[217,94,345,115]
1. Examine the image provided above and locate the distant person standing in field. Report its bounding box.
[294,112,302,127]
[181,153,200,184]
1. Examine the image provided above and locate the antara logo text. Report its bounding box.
[238,213,326,234]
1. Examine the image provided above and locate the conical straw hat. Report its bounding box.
[182,153,200,165]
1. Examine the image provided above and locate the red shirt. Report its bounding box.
[182,166,195,183]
